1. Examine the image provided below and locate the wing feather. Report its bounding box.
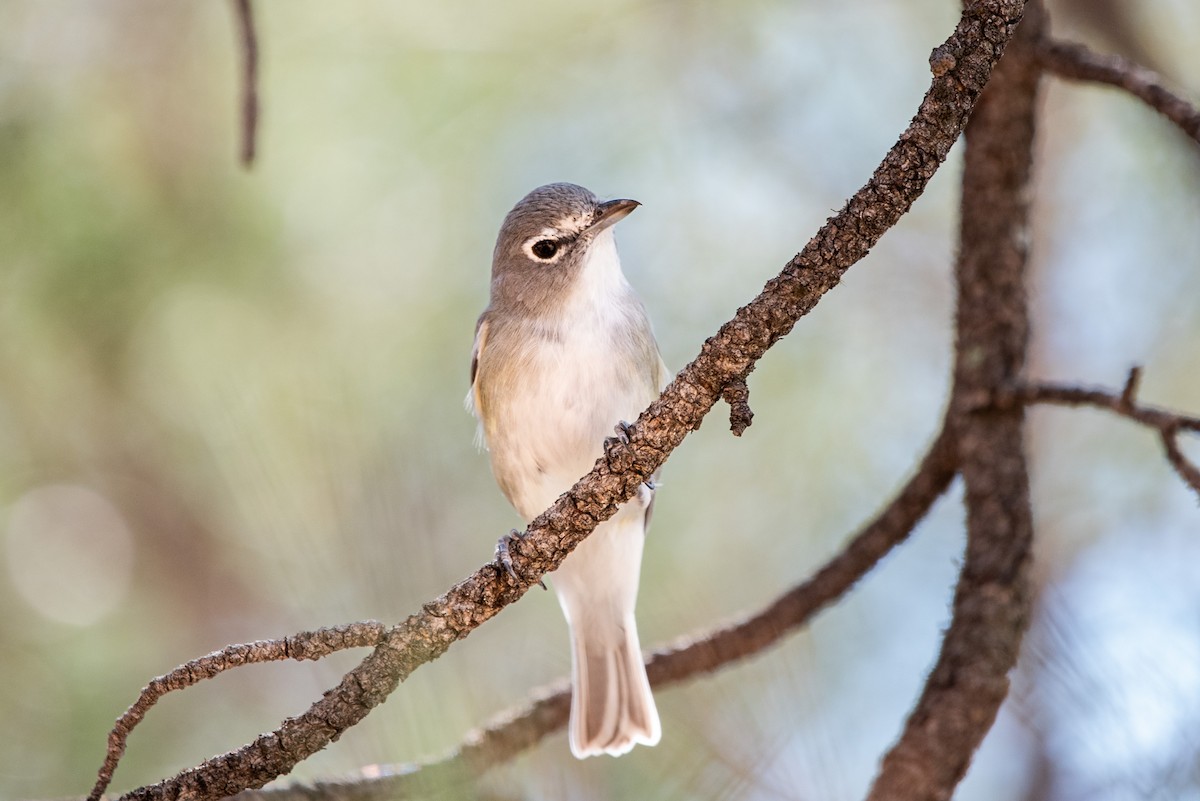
[466,316,489,418]
[466,317,491,452]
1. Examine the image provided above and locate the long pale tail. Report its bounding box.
[553,511,661,758]
[567,613,661,757]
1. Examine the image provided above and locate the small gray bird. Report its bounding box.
[468,183,668,758]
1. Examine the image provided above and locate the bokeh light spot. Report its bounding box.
[5,484,135,626]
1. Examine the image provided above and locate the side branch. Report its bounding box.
[1037,39,1200,146]
[102,2,1027,798]
[253,425,960,801]
[998,375,1200,433]
[89,622,388,801]
[996,372,1200,498]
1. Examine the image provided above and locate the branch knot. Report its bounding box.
[930,43,959,77]
[722,378,754,436]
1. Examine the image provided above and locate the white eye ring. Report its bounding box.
[524,236,562,262]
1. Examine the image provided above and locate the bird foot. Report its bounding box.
[613,420,635,445]
[496,529,546,590]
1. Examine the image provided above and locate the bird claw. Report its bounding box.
[496,529,546,590]
[613,420,635,445]
[496,529,522,581]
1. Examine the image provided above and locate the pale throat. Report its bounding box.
[566,228,634,319]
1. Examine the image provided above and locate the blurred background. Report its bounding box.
[2,1,1199,799]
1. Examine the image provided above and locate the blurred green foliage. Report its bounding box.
[1,2,1199,800]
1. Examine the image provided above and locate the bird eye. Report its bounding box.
[531,239,559,260]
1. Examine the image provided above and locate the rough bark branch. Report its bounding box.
[866,3,1042,799]
[94,2,1027,798]
[1037,38,1200,146]
[248,424,959,801]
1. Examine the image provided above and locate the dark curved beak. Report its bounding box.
[590,198,640,234]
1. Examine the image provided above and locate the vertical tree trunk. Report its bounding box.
[867,2,1043,799]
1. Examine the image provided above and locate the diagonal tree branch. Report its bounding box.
[96,2,1028,798]
[252,424,960,801]
[1037,38,1200,146]
[867,2,1043,798]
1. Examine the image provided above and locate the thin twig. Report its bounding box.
[1037,39,1200,146]
[1161,427,1200,498]
[1119,365,1142,410]
[999,377,1200,434]
[88,622,387,801]
[997,372,1200,499]
[252,426,960,801]
[230,0,259,167]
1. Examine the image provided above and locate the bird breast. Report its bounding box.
[480,265,657,521]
